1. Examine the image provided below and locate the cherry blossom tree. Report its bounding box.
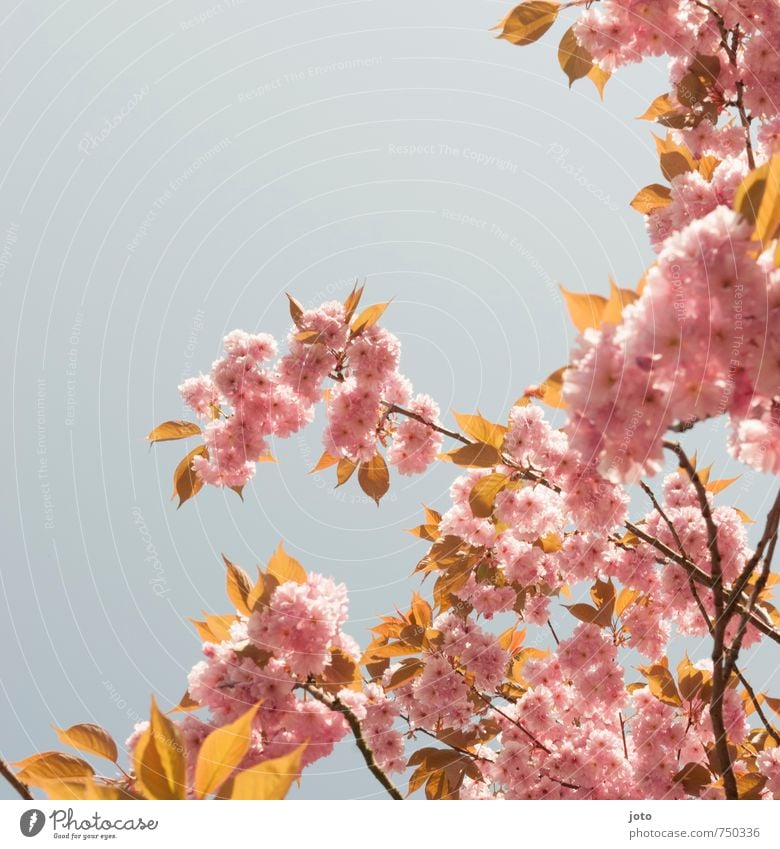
[6,0,780,801]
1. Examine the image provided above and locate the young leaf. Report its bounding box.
[53,723,118,764]
[385,658,425,691]
[343,282,365,321]
[495,1,560,47]
[451,411,506,449]
[558,26,592,86]
[526,365,569,409]
[169,690,200,714]
[563,604,611,628]
[336,457,357,487]
[229,743,306,800]
[133,704,184,800]
[172,445,208,508]
[358,452,390,506]
[587,65,610,99]
[644,663,683,707]
[147,420,201,443]
[630,183,672,214]
[266,542,307,585]
[224,555,253,616]
[13,752,95,785]
[318,648,362,695]
[468,473,510,518]
[441,442,502,468]
[194,702,262,799]
[637,93,678,122]
[601,278,640,325]
[286,292,304,325]
[560,286,607,331]
[309,451,339,473]
[351,302,390,336]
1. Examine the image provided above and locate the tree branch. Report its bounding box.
[663,440,737,800]
[300,681,403,800]
[0,755,34,801]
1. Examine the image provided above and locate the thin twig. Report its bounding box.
[471,688,552,755]
[0,755,34,800]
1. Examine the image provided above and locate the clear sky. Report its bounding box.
[1,0,776,799]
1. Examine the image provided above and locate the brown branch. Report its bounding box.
[0,755,34,800]
[300,682,403,799]
[471,688,552,755]
[381,403,470,446]
[734,666,780,744]
[663,440,736,800]
[724,490,780,623]
[386,403,780,646]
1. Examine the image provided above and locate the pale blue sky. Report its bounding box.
[1,0,777,800]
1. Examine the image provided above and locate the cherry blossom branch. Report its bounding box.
[663,439,737,800]
[471,688,552,755]
[401,716,490,763]
[385,403,780,646]
[693,1,756,169]
[299,681,403,799]
[724,490,780,624]
[0,754,34,801]
[381,403,470,446]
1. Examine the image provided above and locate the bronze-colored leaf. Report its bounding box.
[351,302,390,336]
[13,752,95,785]
[172,445,208,508]
[560,286,607,331]
[53,723,118,764]
[310,451,339,473]
[674,762,711,796]
[318,648,362,695]
[630,183,672,214]
[286,292,304,326]
[147,420,201,443]
[336,457,357,487]
[587,65,610,99]
[644,663,683,707]
[194,702,261,799]
[224,555,253,616]
[358,452,390,506]
[468,473,510,518]
[441,442,502,468]
[451,411,507,449]
[558,26,592,87]
[495,1,560,47]
[266,542,307,585]
[229,743,306,800]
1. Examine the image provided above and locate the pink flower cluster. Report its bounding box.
[125,571,405,797]
[179,299,442,490]
[564,208,779,480]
